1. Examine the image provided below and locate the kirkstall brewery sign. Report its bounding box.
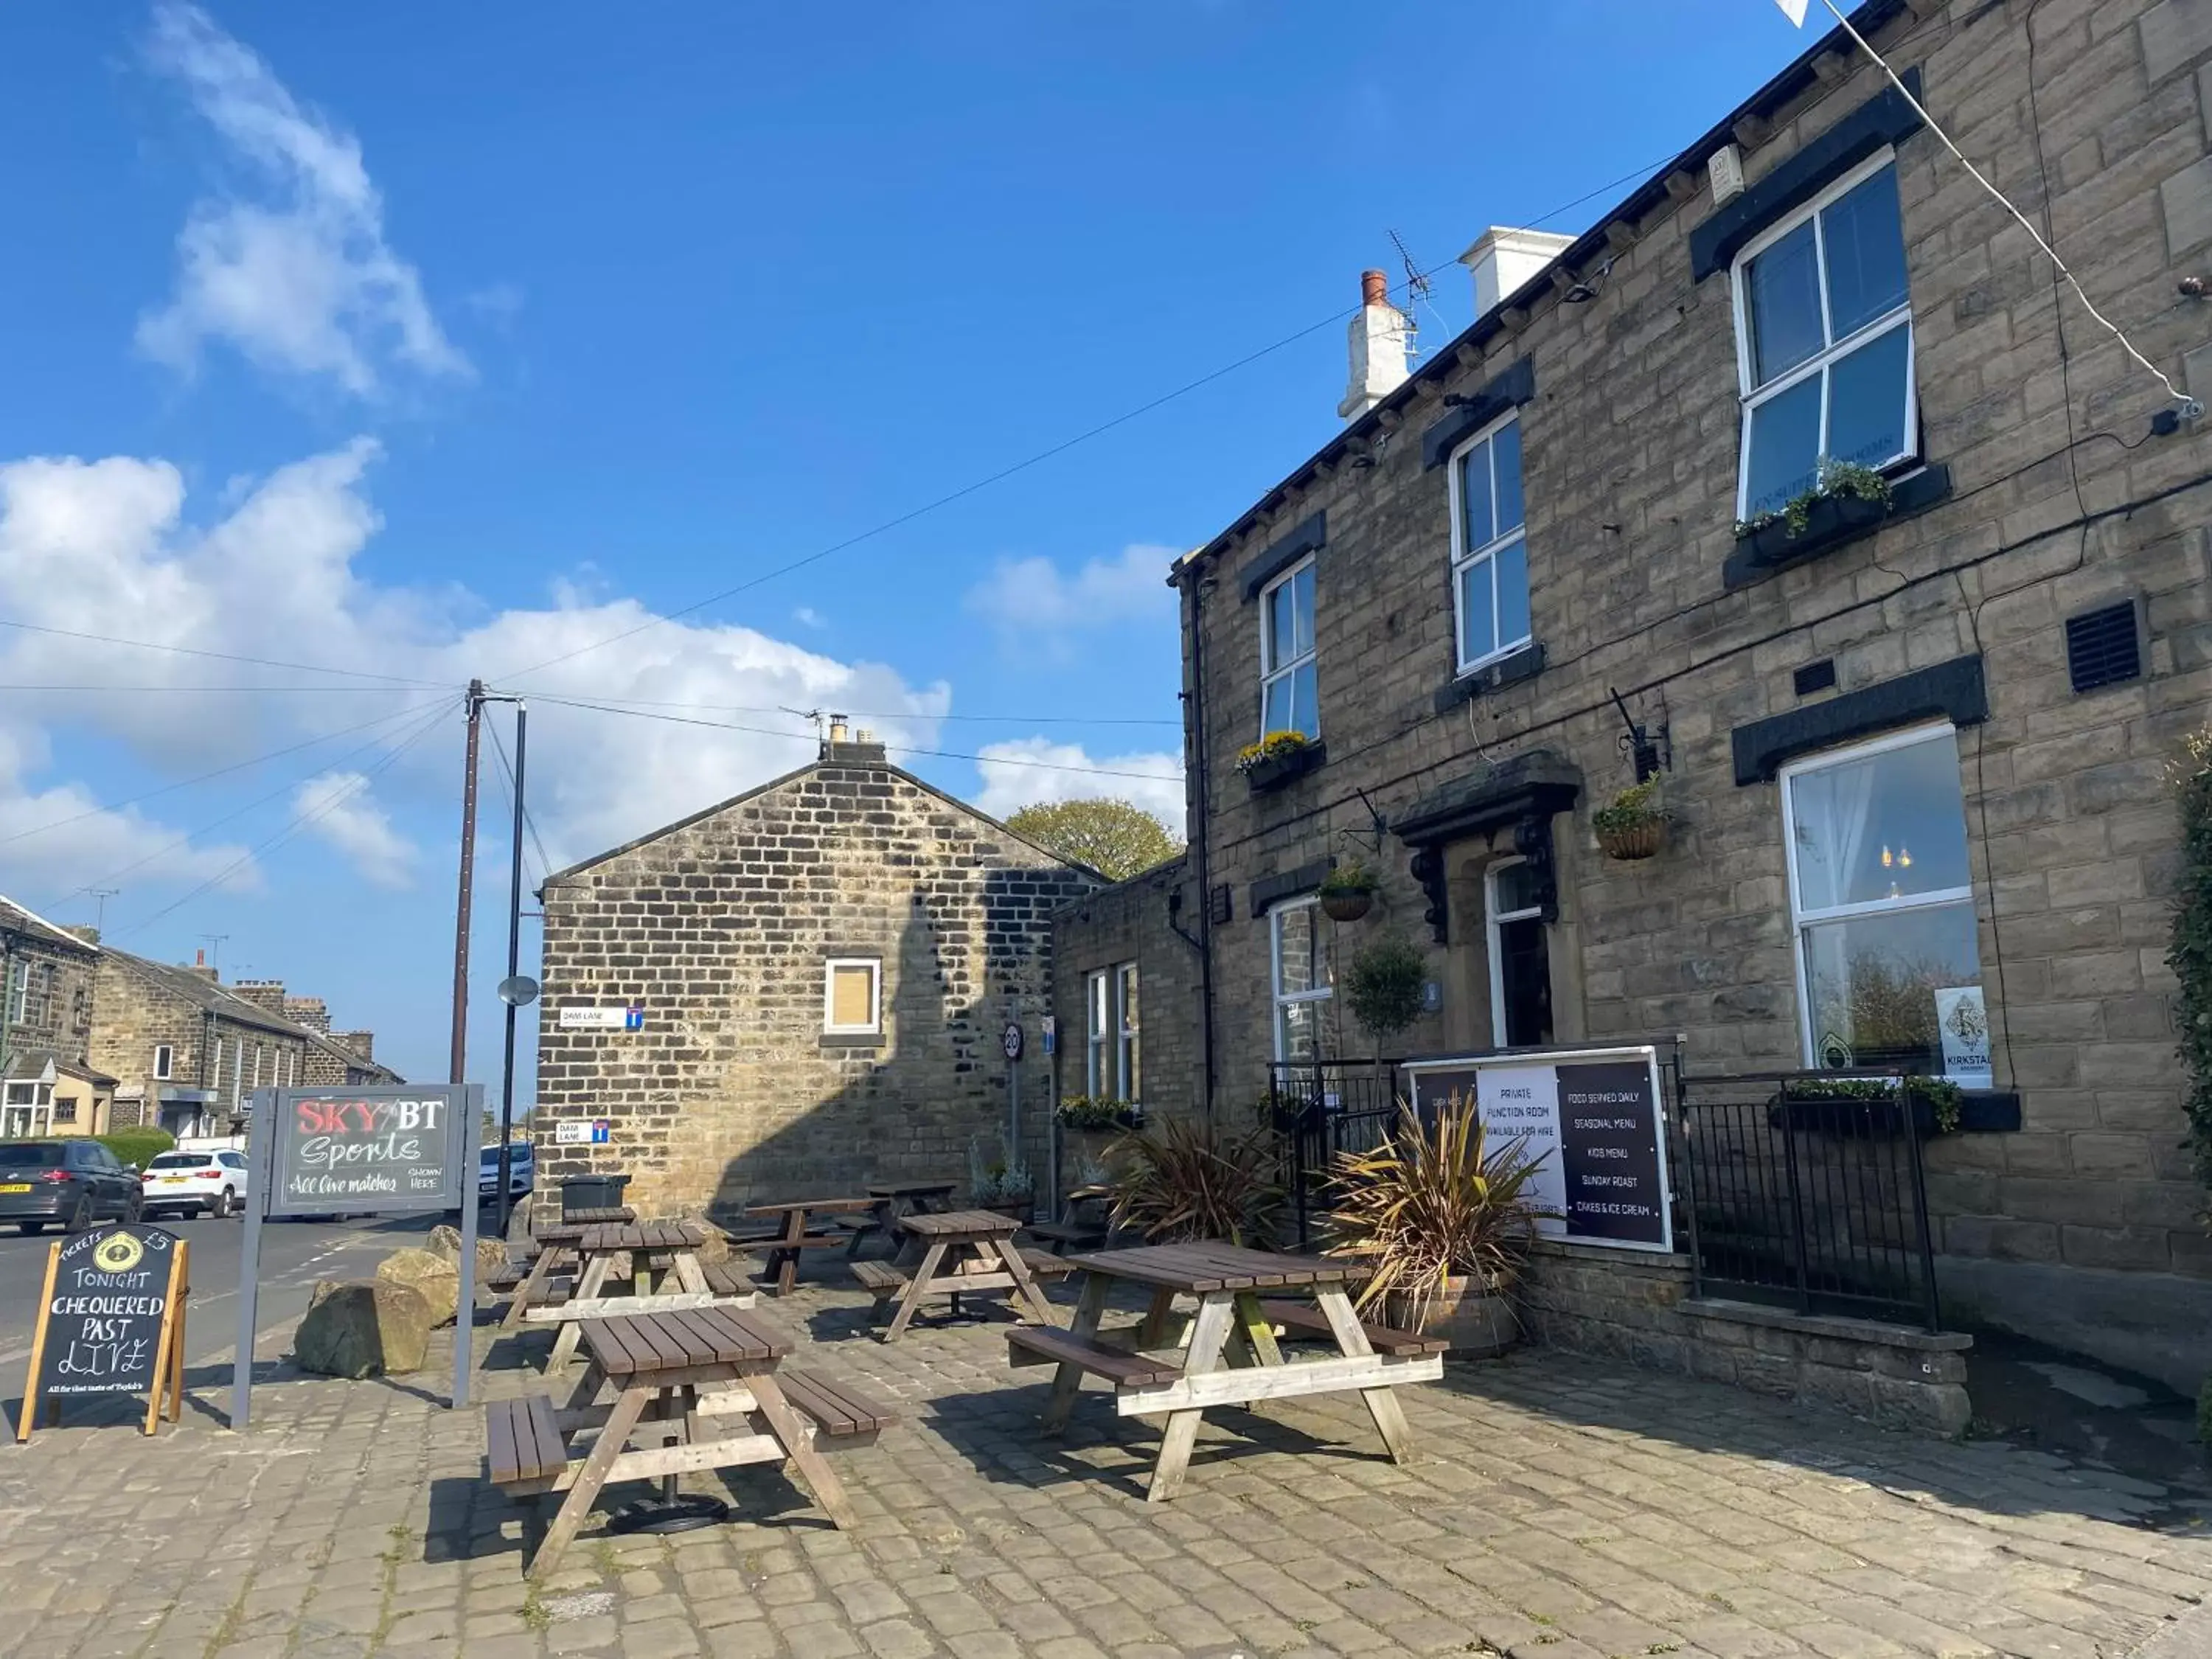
[267,1085,471,1216]
[1404,1046,1675,1252]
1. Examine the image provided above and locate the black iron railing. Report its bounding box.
[1267,1059,1406,1248]
[1676,1071,1941,1331]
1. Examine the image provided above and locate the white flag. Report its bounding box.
[1775,0,1810,23]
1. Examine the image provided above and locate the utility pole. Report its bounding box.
[449,679,486,1085]
[496,700,527,1235]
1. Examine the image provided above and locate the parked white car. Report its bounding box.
[479,1140,535,1200]
[141,1148,251,1219]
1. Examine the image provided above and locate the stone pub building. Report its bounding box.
[1140,0,2212,1393]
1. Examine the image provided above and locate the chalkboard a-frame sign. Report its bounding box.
[13,1223,190,1442]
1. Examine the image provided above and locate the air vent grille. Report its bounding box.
[2065,601,2140,694]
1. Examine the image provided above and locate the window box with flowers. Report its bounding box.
[1237,731,1325,794]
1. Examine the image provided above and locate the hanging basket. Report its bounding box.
[1596,818,1667,860]
[1320,890,1374,922]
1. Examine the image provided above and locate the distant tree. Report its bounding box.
[1005,798,1183,880]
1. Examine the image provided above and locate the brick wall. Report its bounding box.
[1050,856,1203,1124]
[1176,0,2212,1383]
[536,757,1096,1217]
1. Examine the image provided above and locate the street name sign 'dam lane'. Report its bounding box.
[231,1083,482,1428]
[1403,1045,1676,1253]
[13,1223,189,1442]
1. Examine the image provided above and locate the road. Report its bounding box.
[0,1209,448,1419]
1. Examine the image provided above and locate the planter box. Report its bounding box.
[1385,1276,1517,1358]
[1242,741,1326,795]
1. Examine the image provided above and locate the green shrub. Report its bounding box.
[2169,730,2212,1190]
[1344,935,1427,1051]
[98,1128,177,1170]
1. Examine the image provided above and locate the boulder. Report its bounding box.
[376,1247,461,1326]
[425,1224,513,1283]
[294,1280,434,1378]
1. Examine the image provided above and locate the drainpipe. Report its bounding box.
[1179,568,1218,1121]
[0,931,14,1085]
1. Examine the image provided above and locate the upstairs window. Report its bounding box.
[1259,560,1318,741]
[153,1043,174,1080]
[1733,155,1916,522]
[823,958,881,1036]
[1450,413,1531,672]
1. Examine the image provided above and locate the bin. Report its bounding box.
[560,1173,631,1219]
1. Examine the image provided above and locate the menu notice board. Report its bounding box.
[265,1085,471,1217]
[13,1224,189,1441]
[1403,1046,1674,1252]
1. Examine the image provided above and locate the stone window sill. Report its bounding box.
[819,1032,884,1051]
[1723,465,1952,588]
[1434,642,1545,713]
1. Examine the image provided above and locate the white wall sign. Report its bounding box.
[1934,986,1992,1089]
[552,1118,613,1145]
[556,1005,644,1031]
[1404,1046,1674,1253]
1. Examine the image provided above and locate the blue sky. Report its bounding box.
[0,2,1818,1086]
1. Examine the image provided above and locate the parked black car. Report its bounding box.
[0,1139,144,1234]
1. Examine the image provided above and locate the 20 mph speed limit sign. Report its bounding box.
[1001,1023,1023,1062]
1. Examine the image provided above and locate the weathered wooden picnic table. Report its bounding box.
[853,1208,1068,1340]
[483,1305,894,1579]
[494,1207,640,1329]
[532,1220,756,1368]
[831,1180,961,1259]
[742,1197,881,1295]
[1005,1241,1444,1502]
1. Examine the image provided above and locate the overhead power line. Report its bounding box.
[0,616,458,687]
[0,695,456,853]
[489,152,1682,690]
[529,695,1184,785]
[515,691,1181,727]
[485,713,555,888]
[111,700,456,940]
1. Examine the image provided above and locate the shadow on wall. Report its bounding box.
[688,869,1060,1214]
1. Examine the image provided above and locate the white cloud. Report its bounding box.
[0,724,254,900]
[293,771,414,888]
[973,737,1186,835]
[793,606,827,630]
[0,442,952,902]
[963,543,1176,658]
[136,4,465,397]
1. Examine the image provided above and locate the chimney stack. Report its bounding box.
[1458,226,1576,317]
[1338,268,1412,422]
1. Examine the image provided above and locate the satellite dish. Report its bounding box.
[498,975,541,1007]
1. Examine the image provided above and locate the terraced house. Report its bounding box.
[1164,0,2212,1391]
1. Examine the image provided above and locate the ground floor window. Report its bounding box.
[1085,964,1141,1100]
[1486,858,1554,1047]
[1,1079,53,1138]
[1781,723,1988,1082]
[1270,897,1335,1064]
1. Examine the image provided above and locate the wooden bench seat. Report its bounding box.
[776,1367,898,1444]
[1026,1220,1107,1253]
[1006,1326,1183,1388]
[484,1394,569,1487]
[1015,1248,1077,1280]
[1256,1298,1447,1357]
[483,1259,529,1290]
[699,1261,757,1298]
[850,1260,908,1298]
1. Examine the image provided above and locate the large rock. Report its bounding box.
[376,1247,461,1326]
[294,1281,434,1378]
[425,1224,513,1282]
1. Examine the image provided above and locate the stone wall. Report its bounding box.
[1519,1240,1974,1436]
[1175,0,2212,1382]
[0,926,96,1074]
[86,958,311,1131]
[1049,856,1203,1121]
[536,755,1096,1217]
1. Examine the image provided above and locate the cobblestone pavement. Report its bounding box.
[2,1279,2210,1659]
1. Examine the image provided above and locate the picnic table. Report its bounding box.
[532,1220,756,1368]
[835,1181,960,1259]
[743,1197,880,1295]
[483,1305,894,1579]
[854,1208,1068,1341]
[1005,1242,1444,1502]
